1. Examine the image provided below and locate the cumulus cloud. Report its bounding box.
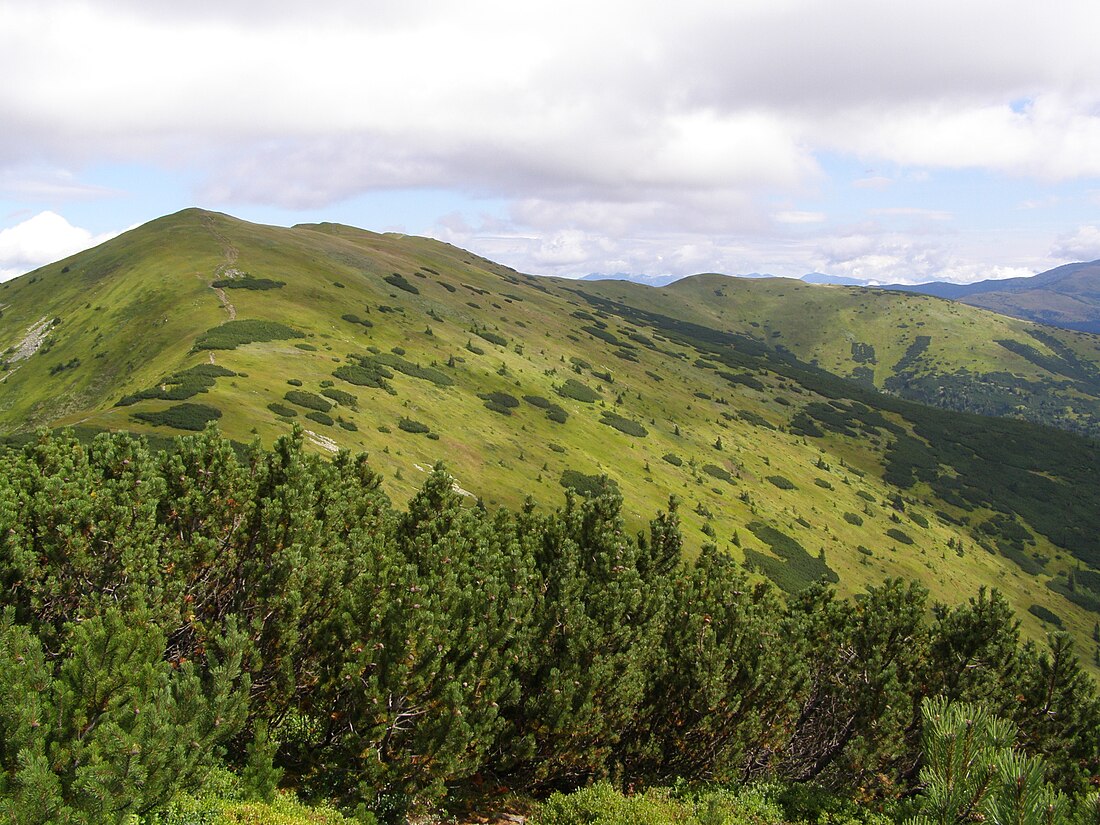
[3,1,1100,282]
[814,231,1037,285]
[1051,226,1100,262]
[0,212,117,281]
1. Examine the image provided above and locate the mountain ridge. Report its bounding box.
[3,207,1100,668]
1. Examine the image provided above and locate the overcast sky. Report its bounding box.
[3,0,1100,284]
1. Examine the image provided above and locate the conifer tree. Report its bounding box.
[506,483,664,787]
[909,697,1072,825]
[626,544,799,783]
[778,579,928,788]
[313,466,535,806]
[0,608,248,824]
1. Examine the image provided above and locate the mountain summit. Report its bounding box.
[2,208,1100,664]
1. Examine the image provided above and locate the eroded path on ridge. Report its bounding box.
[201,214,238,321]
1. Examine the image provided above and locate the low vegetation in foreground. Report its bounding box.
[0,427,1098,824]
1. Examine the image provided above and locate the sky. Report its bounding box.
[3,1,1100,284]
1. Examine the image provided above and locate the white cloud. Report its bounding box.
[815,231,1037,285]
[0,211,117,281]
[3,1,1100,283]
[1051,226,1100,262]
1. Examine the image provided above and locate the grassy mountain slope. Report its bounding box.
[576,273,1100,437]
[889,259,1100,333]
[2,208,1100,670]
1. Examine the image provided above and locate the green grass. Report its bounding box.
[4,207,1100,671]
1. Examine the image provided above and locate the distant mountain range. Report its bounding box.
[883,260,1100,333]
[586,260,1100,334]
[582,271,869,287]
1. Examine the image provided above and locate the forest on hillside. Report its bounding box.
[1,427,1099,824]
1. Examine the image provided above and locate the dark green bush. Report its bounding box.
[321,388,358,408]
[559,469,618,497]
[557,379,600,403]
[284,390,332,412]
[212,275,285,290]
[133,403,222,431]
[193,320,304,351]
[305,411,334,426]
[767,475,796,490]
[546,405,568,424]
[372,353,454,387]
[267,402,298,418]
[383,273,419,294]
[703,463,734,483]
[475,329,507,347]
[1027,604,1063,627]
[600,411,648,437]
[397,417,430,434]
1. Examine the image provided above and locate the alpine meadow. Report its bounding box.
[2,208,1100,824]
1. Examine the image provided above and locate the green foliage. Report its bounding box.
[397,417,429,434]
[886,527,914,545]
[535,781,786,825]
[340,313,373,329]
[241,720,282,804]
[702,463,734,483]
[908,697,1086,825]
[267,402,297,418]
[558,469,618,497]
[283,390,332,412]
[0,608,248,823]
[556,378,600,403]
[474,328,507,347]
[1029,604,1064,627]
[320,387,357,408]
[134,402,222,431]
[370,353,454,387]
[599,410,648,437]
[662,453,683,467]
[766,474,796,490]
[481,391,520,415]
[332,361,395,393]
[382,273,419,294]
[1,428,1098,816]
[305,411,334,426]
[744,521,838,592]
[193,320,304,351]
[212,275,285,290]
[545,405,568,424]
[116,364,237,407]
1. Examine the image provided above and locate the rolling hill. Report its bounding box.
[888,259,1100,333]
[2,207,1100,669]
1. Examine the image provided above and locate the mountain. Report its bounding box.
[885,260,1100,332]
[577,272,1100,439]
[2,208,1100,666]
[580,272,684,287]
